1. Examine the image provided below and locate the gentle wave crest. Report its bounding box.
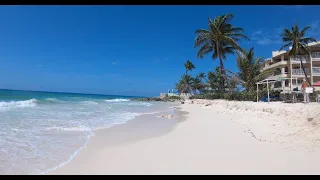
[81,101,99,105]
[0,99,38,109]
[44,98,58,102]
[45,126,92,132]
[105,98,130,103]
[0,92,170,175]
[126,102,153,107]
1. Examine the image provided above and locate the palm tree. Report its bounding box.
[197,72,206,81]
[192,72,207,93]
[194,14,249,91]
[279,23,317,86]
[236,47,273,91]
[184,60,195,75]
[176,74,194,94]
[207,67,223,92]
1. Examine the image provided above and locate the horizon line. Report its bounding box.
[0,88,147,98]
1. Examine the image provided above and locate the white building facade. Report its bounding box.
[260,41,320,91]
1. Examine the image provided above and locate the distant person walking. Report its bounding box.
[301,78,310,103]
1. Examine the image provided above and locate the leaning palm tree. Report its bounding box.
[279,23,317,86]
[184,60,195,76]
[236,47,274,91]
[194,13,249,91]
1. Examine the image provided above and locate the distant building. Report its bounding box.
[260,41,320,91]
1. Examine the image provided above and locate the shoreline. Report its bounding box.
[50,100,320,175]
[45,103,183,175]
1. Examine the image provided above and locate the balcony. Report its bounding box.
[313,67,320,76]
[292,68,320,76]
[262,61,287,71]
[290,55,307,64]
[267,73,288,80]
[312,52,320,60]
[291,69,310,77]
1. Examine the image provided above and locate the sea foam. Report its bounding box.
[0,99,38,109]
[105,98,130,103]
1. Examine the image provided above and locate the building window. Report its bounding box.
[285,80,289,86]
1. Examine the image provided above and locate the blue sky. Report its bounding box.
[0,5,319,97]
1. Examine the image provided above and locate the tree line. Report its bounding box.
[175,13,316,95]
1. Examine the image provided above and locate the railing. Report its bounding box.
[292,69,308,75]
[291,55,307,63]
[313,67,320,75]
[262,61,286,70]
[312,52,320,59]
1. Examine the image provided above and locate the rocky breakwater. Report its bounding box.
[132,96,184,103]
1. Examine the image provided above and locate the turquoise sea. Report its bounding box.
[0,89,174,174]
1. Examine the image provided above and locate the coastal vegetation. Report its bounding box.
[236,47,274,92]
[133,95,182,102]
[194,14,249,92]
[134,14,319,103]
[174,14,319,102]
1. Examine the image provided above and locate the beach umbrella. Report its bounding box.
[313,81,320,86]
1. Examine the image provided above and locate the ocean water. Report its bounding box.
[0,89,175,175]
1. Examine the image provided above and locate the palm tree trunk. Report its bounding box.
[215,43,225,93]
[297,48,311,86]
[219,56,225,93]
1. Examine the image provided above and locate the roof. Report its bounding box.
[256,77,299,85]
[272,41,320,59]
[256,79,278,85]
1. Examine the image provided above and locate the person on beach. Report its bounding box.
[301,78,310,103]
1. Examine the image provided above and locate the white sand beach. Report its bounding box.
[50,100,320,175]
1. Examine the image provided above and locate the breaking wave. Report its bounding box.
[0,99,39,109]
[105,99,130,103]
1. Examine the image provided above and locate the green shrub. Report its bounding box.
[190,90,320,102]
[190,90,279,102]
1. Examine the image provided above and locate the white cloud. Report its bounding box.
[36,64,43,68]
[252,19,320,46]
[251,28,282,45]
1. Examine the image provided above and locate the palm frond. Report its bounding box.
[197,43,213,58]
[279,24,316,86]
[279,42,292,51]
